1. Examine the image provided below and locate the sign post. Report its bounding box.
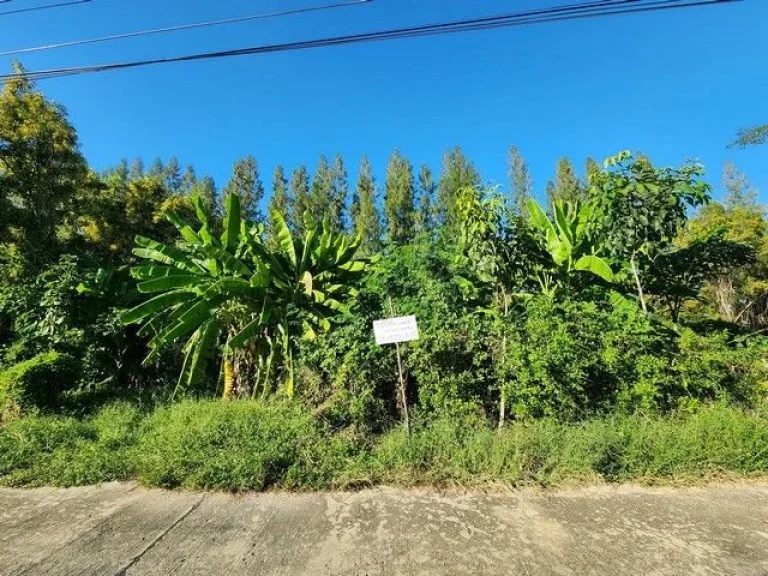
[373,299,419,437]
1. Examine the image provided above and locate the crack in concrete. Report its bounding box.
[113,494,205,576]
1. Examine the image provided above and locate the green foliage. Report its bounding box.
[731,124,768,148]
[0,64,90,270]
[437,146,481,228]
[648,230,756,321]
[3,401,766,489]
[384,150,416,244]
[0,402,142,486]
[364,405,768,485]
[589,151,711,312]
[135,400,357,491]
[526,198,613,296]
[351,156,382,255]
[0,351,78,416]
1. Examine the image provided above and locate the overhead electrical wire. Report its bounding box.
[0,0,91,18]
[0,0,372,57]
[0,0,742,82]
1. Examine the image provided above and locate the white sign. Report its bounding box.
[373,316,420,346]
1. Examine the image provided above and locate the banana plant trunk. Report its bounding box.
[223,356,235,400]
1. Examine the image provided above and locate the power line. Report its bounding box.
[0,0,372,57]
[0,0,91,18]
[1,0,742,82]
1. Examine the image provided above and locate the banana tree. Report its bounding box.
[259,209,369,397]
[526,198,613,297]
[121,194,271,399]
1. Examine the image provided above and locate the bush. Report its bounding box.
[0,351,79,417]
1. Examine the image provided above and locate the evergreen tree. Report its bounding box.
[437,146,481,227]
[189,175,217,218]
[290,165,310,235]
[111,159,129,185]
[180,165,197,194]
[723,161,758,209]
[546,157,585,205]
[330,153,348,232]
[308,155,333,225]
[222,155,264,223]
[266,165,291,246]
[164,156,182,193]
[585,157,601,184]
[416,163,435,233]
[148,157,165,178]
[508,145,531,217]
[128,158,145,181]
[384,150,416,244]
[352,156,382,254]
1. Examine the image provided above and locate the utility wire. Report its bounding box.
[0,0,372,57]
[1,0,742,81]
[0,0,91,18]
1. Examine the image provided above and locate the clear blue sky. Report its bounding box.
[1,0,766,202]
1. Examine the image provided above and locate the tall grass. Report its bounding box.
[0,401,766,490]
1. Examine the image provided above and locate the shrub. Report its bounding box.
[0,351,79,417]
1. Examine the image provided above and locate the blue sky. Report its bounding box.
[1,0,766,202]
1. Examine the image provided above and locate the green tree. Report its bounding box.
[128,158,145,181]
[589,151,711,314]
[164,156,182,194]
[188,175,217,219]
[266,165,290,247]
[180,165,197,194]
[546,157,585,205]
[148,158,165,178]
[680,163,768,326]
[585,157,601,183]
[416,163,435,234]
[384,150,416,244]
[437,146,481,227]
[308,155,333,226]
[352,155,382,255]
[508,146,531,217]
[222,155,264,223]
[330,153,348,232]
[0,64,90,269]
[290,165,310,236]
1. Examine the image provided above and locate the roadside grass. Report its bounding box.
[1,401,766,490]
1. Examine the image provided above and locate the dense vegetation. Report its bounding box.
[0,65,766,488]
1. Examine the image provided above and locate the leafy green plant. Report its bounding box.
[526,197,613,297]
[589,152,711,313]
[0,351,78,418]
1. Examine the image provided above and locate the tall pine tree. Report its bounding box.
[266,165,291,246]
[416,163,435,234]
[437,146,481,227]
[128,158,144,181]
[189,175,217,219]
[180,165,197,194]
[290,164,310,235]
[222,155,264,223]
[384,150,416,244]
[164,156,182,193]
[331,153,348,232]
[352,155,382,255]
[546,157,585,205]
[308,155,333,225]
[508,145,531,217]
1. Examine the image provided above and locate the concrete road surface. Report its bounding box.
[1,482,768,575]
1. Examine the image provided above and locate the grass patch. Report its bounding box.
[0,402,766,490]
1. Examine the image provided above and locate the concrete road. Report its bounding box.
[1,482,767,576]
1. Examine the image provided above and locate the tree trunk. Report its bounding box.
[630,255,648,314]
[714,276,736,322]
[223,356,235,400]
